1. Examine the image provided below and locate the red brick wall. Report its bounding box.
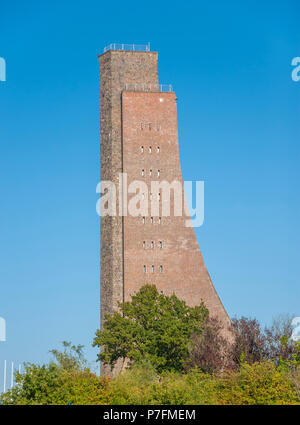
[122,91,230,326]
[99,51,231,376]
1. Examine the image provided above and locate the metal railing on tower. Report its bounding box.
[124,83,173,92]
[103,42,151,53]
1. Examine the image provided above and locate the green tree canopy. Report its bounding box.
[0,342,112,405]
[93,284,209,373]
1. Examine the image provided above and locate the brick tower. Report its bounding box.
[99,44,230,375]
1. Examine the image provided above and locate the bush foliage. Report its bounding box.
[1,342,112,405]
[93,284,208,373]
[2,286,300,405]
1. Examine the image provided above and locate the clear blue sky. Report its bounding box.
[0,0,299,373]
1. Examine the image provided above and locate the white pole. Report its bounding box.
[18,364,21,374]
[11,361,14,388]
[3,360,6,393]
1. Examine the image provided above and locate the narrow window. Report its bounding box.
[151,241,154,249]
[157,146,160,153]
[143,241,146,249]
[152,265,154,273]
[159,241,162,249]
[142,193,145,200]
[158,192,161,200]
[149,169,152,176]
[142,217,145,224]
[158,217,161,224]
[141,146,144,153]
[149,146,152,153]
[150,217,153,224]
[144,265,146,273]
[158,170,160,177]
[160,265,163,273]
[141,169,144,176]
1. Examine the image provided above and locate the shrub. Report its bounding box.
[0,343,112,405]
[215,361,299,405]
[110,363,217,405]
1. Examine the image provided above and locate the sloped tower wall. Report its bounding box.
[99,49,230,376]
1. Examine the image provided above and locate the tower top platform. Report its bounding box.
[102,42,151,53]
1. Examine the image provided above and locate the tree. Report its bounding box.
[231,315,300,369]
[186,317,232,374]
[93,284,209,373]
[231,317,269,367]
[0,343,112,405]
[50,341,86,371]
[265,314,297,365]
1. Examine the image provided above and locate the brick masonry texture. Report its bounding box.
[99,50,159,375]
[99,50,230,376]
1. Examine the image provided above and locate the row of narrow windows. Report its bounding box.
[140,146,160,154]
[144,265,163,273]
[142,216,162,224]
[143,241,163,249]
[141,123,161,131]
[141,169,160,177]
